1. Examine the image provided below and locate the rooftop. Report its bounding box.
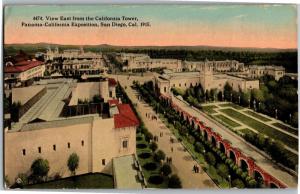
[114,104,139,129]
[5,60,44,73]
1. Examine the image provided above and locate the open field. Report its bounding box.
[214,114,241,128]
[244,110,272,122]
[218,103,244,110]
[219,108,298,150]
[201,105,218,114]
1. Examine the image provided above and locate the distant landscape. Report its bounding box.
[4,43,298,73]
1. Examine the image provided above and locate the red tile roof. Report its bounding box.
[108,78,117,87]
[108,99,119,106]
[114,104,139,129]
[5,61,43,73]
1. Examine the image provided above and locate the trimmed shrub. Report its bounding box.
[148,175,164,185]
[161,163,172,176]
[232,178,245,188]
[168,174,182,188]
[154,150,166,162]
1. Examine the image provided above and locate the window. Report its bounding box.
[164,87,166,93]
[68,142,70,148]
[122,140,128,148]
[109,91,112,97]
[81,140,84,146]
[102,159,106,165]
[38,147,41,153]
[53,145,56,151]
[22,149,26,156]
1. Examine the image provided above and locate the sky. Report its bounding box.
[4,4,298,48]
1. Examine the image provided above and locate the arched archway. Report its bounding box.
[211,136,217,147]
[270,182,279,188]
[229,150,236,164]
[219,142,226,153]
[254,170,265,188]
[240,159,249,172]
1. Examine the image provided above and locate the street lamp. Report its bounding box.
[230,93,233,102]
[289,113,292,123]
[222,93,224,102]
[253,100,256,112]
[238,96,241,105]
[228,175,231,188]
[275,109,278,119]
[258,102,261,111]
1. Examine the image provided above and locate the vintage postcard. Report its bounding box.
[3,4,298,189]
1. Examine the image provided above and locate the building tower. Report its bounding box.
[200,59,213,92]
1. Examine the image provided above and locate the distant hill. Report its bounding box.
[4,43,297,56]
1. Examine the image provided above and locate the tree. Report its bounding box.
[223,82,233,101]
[31,158,49,182]
[205,152,216,166]
[194,142,205,153]
[68,153,79,176]
[154,150,166,162]
[232,178,245,188]
[149,142,158,152]
[161,163,172,176]
[217,163,229,179]
[168,174,182,188]
[144,131,154,142]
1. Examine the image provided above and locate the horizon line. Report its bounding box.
[4,42,298,50]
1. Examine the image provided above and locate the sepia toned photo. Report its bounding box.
[3,4,298,189]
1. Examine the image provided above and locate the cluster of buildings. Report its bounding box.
[4,48,109,89]
[45,47,107,77]
[5,77,143,188]
[155,63,259,95]
[116,53,286,95]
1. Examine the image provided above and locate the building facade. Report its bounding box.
[248,65,285,81]
[155,62,259,96]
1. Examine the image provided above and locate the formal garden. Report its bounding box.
[116,83,182,189]
[134,81,261,188]
[171,76,298,172]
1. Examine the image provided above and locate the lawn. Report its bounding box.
[220,108,298,150]
[244,110,272,122]
[214,114,241,128]
[272,123,298,136]
[202,105,218,114]
[25,173,114,189]
[218,103,244,110]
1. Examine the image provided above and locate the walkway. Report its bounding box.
[113,75,217,189]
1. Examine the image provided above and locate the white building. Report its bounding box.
[155,62,259,95]
[183,59,244,72]
[5,78,139,185]
[4,60,46,88]
[248,65,285,81]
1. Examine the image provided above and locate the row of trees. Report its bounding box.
[223,75,298,127]
[135,81,259,188]
[13,153,79,188]
[117,82,182,188]
[242,130,297,170]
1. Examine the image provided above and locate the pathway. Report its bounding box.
[114,75,217,189]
